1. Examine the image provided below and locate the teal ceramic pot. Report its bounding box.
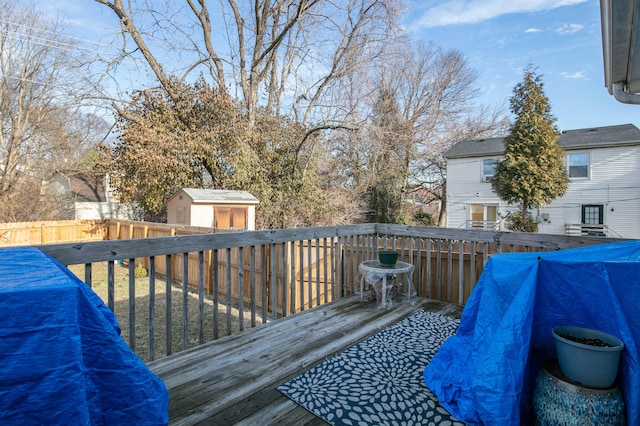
[377,250,399,266]
[552,326,624,389]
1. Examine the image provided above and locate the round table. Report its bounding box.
[358,260,416,308]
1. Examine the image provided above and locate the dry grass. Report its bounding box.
[68,262,265,362]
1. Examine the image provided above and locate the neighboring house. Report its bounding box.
[167,188,259,230]
[445,123,640,238]
[51,172,141,220]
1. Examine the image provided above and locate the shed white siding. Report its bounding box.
[166,188,259,230]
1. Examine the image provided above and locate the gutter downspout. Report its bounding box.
[613,82,640,104]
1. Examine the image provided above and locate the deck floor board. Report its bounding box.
[147,295,464,425]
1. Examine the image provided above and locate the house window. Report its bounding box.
[567,153,589,179]
[482,159,498,182]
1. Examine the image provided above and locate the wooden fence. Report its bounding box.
[0,220,107,246]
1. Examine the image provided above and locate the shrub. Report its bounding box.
[134,263,147,278]
[505,212,538,232]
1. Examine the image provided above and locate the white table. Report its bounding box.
[359,260,416,308]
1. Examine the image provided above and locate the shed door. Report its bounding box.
[214,207,247,229]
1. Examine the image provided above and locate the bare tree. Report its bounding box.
[95,0,402,129]
[0,2,105,222]
[327,40,508,224]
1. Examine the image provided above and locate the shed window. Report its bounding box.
[176,206,186,223]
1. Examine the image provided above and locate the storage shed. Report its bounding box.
[167,188,259,230]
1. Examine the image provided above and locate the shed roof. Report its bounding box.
[174,188,259,204]
[445,123,640,159]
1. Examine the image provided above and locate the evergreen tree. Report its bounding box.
[491,66,568,231]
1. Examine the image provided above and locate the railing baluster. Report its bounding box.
[436,239,442,300]
[198,251,205,344]
[330,237,336,302]
[182,252,189,350]
[84,263,92,287]
[280,243,287,318]
[323,237,328,304]
[129,258,136,352]
[447,241,453,303]
[307,238,312,308]
[270,243,277,321]
[148,256,156,361]
[315,237,320,307]
[250,245,256,327]
[212,249,219,340]
[289,241,296,314]
[260,245,267,323]
[238,246,244,331]
[426,238,432,299]
[348,235,355,295]
[298,240,304,311]
[165,255,172,356]
[226,248,232,336]
[107,260,115,312]
[458,240,465,305]
[337,236,344,298]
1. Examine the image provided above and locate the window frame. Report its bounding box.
[481,158,498,182]
[567,152,590,180]
[581,204,604,225]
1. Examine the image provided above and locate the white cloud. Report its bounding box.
[561,71,586,79]
[556,23,584,34]
[415,0,588,28]
[525,28,542,33]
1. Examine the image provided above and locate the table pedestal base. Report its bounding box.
[533,359,625,425]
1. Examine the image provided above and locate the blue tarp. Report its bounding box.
[0,247,169,425]
[424,240,640,425]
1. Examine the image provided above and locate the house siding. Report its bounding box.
[446,156,500,229]
[446,145,640,238]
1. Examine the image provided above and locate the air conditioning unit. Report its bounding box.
[482,175,493,182]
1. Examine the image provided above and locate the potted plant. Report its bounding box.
[377,250,398,267]
[552,326,624,388]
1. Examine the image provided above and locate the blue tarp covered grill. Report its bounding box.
[0,247,168,425]
[425,240,640,425]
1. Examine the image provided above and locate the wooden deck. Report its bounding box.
[147,295,464,425]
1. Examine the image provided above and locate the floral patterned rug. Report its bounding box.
[277,310,466,425]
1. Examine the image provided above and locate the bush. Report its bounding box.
[413,211,436,226]
[134,263,148,278]
[505,212,538,232]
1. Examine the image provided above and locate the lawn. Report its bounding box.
[68,262,263,362]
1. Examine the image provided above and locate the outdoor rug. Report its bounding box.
[277,310,466,425]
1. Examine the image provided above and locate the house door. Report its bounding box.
[582,205,604,225]
[470,204,498,229]
[470,204,484,228]
[581,204,605,236]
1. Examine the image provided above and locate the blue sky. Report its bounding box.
[404,0,639,131]
[31,0,638,132]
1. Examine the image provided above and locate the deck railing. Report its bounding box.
[37,224,618,362]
